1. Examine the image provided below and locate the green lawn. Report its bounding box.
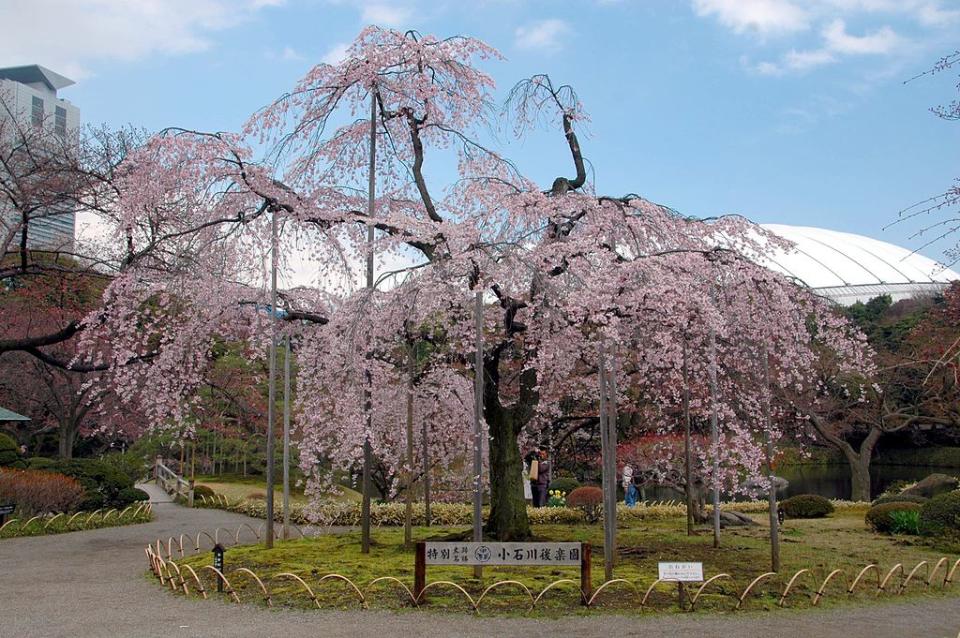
[174,508,960,616]
[193,474,361,506]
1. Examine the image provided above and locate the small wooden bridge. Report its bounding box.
[154,456,195,507]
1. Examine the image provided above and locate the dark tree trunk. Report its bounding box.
[849,459,871,502]
[482,352,532,541]
[485,406,530,540]
[58,420,76,459]
[807,413,880,502]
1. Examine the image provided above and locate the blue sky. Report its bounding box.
[3,0,959,260]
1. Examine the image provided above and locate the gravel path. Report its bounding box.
[2,482,959,638]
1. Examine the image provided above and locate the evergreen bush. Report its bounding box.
[919,491,960,536]
[865,502,922,533]
[780,494,834,518]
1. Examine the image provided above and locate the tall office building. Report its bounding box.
[0,65,80,251]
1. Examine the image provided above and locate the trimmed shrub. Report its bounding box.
[99,452,149,485]
[115,487,150,506]
[0,468,84,514]
[866,502,922,533]
[567,486,604,523]
[920,491,960,536]
[871,493,928,507]
[780,494,834,519]
[549,477,581,495]
[27,457,56,470]
[48,458,134,509]
[0,434,24,468]
[78,492,105,511]
[192,484,216,500]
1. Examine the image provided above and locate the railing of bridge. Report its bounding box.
[154,457,195,507]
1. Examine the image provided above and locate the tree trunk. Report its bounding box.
[848,454,872,502]
[485,406,530,540]
[58,420,76,458]
[807,413,880,503]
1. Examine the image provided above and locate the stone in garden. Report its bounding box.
[899,474,959,498]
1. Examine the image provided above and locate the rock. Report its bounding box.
[718,510,758,528]
[900,473,959,499]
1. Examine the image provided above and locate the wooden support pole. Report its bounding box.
[580,542,592,605]
[414,541,426,601]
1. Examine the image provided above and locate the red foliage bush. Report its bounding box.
[567,486,604,523]
[0,468,84,514]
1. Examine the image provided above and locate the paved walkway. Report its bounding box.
[2,482,959,638]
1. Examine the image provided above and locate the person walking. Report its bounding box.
[522,453,534,504]
[534,448,551,508]
[525,449,540,506]
[623,464,638,507]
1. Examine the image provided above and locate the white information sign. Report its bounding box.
[424,542,582,566]
[658,561,704,582]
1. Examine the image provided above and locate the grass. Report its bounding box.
[173,508,960,616]
[194,474,361,506]
[1,506,153,538]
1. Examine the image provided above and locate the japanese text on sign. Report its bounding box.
[424,542,582,566]
[657,561,704,582]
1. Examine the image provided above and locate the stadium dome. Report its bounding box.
[758,224,959,306]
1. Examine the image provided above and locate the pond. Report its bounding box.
[635,464,957,503]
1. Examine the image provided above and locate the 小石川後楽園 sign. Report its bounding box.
[423,542,581,566]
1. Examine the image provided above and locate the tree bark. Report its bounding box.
[806,413,880,502]
[57,420,76,458]
[485,405,529,540]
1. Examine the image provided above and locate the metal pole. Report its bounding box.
[682,337,694,536]
[473,290,484,579]
[606,350,618,568]
[282,335,291,540]
[598,346,613,581]
[265,205,278,549]
[422,414,431,526]
[763,345,780,571]
[404,340,414,546]
[708,318,720,549]
[361,87,377,555]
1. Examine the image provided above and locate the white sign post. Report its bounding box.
[658,561,703,609]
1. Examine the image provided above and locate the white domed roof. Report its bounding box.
[759,224,959,305]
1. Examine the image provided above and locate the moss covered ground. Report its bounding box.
[173,507,959,616]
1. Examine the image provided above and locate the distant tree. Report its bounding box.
[797,290,960,501]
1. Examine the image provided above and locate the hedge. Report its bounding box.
[196,495,864,527]
[871,493,928,507]
[780,494,834,519]
[920,491,960,536]
[865,502,922,533]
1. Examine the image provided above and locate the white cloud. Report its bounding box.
[784,47,837,71]
[692,0,810,35]
[822,19,902,54]
[751,19,904,75]
[360,3,412,27]
[266,45,304,61]
[321,42,351,66]
[0,0,280,79]
[514,19,572,53]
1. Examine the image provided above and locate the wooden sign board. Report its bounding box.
[424,542,581,566]
[658,561,704,582]
[415,541,593,605]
